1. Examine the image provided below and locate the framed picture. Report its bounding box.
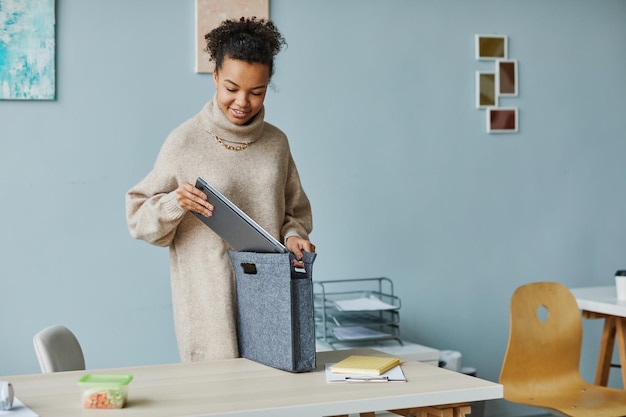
[475,34,507,60]
[486,108,518,133]
[475,71,498,108]
[498,60,518,96]
[0,0,56,100]
[195,0,269,73]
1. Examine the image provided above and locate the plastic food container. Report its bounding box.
[77,374,133,409]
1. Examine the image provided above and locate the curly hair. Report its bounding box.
[204,17,286,78]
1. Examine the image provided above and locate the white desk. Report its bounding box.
[570,286,626,386]
[2,348,502,417]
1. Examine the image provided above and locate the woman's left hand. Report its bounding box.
[286,236,316,267]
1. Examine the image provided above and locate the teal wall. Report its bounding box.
[1,1,625,416]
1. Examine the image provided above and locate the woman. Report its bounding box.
[126,17,315,362]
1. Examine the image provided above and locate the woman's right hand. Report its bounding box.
[176,181,214,217]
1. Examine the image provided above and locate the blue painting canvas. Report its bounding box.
[0,0,56,100]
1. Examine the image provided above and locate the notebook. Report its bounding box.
[192,177,287,254]
[329,355,401,376]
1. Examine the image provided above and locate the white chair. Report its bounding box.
[33,325,86,373]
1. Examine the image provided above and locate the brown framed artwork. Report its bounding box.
[195,0,269,73]
[475,34,507,61]
[486,108,518,133]
[476,71,498,109]
[498,59,518,97]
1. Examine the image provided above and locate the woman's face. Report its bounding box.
[213,57,270,125]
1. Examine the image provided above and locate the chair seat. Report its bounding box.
[506,381,626,417]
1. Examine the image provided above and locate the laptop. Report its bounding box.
[192,177,287,254]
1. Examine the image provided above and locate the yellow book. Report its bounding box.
[329,355,401,376]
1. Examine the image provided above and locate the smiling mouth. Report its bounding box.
[230,108,248,116]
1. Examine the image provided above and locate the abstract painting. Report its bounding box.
[475,71,497,109]
[475,34,507,60]
[498,60,518,97]
[0,0,56,100]
[195,0,269,73]
[487,108,518,133]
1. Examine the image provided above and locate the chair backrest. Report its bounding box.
[500,281,586,398]
[33,325,86,373]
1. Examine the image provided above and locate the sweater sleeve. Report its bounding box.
[125,136,188,248]
[281,153,313,243]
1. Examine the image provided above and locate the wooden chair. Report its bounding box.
[33,325,86,373]
[500,281,626,417]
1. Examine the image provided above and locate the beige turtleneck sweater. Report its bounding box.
[125,96,313,362]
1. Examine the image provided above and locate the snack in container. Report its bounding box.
[77,374,133,409]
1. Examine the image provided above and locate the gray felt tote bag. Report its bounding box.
[228,250,317,372]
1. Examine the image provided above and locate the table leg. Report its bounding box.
[595,315,616,386]
[615,317,626,387]
[582,310,626,387]
[388,403,470,417]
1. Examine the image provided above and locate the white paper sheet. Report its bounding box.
[332,326,394,341]
[0,398,39,417]
[325,363,407,383]
[333,296,397,311]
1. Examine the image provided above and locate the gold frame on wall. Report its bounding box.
[475,71,497,109]
[475,34,507,60]
[195,0,269,73]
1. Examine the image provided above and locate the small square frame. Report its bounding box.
[487,107,518,133]
[475,34,507,60]
[195,0,270,73]
[497,59,518,97]
[475,71,498,108]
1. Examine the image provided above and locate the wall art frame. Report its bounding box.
[486,107,518,134]
[195,0,269,73]
[475,34,507,61]
[497,59,518,97]
[475,71,498,109]
[0,0,56,100]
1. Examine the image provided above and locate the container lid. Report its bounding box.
[77,374,133,387]
[616,270,626,276]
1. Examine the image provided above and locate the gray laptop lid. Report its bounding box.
[192,177,287,254]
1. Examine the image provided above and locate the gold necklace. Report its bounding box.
[214,134,248,151]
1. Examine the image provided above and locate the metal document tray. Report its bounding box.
[313,277,402,348]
